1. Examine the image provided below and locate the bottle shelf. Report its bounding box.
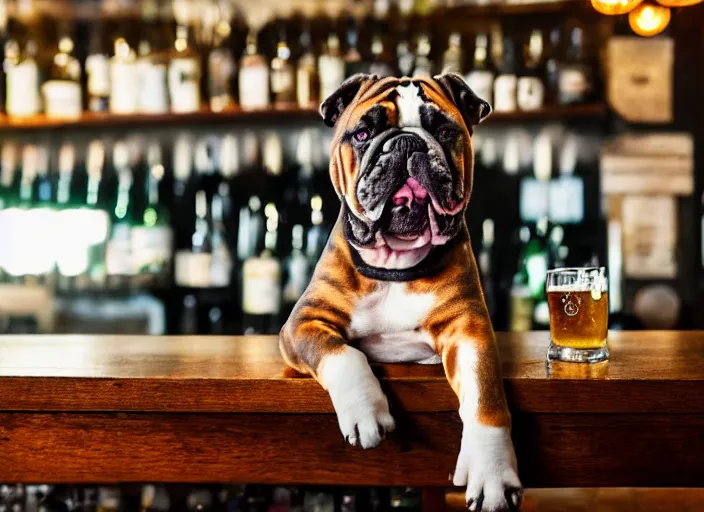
[0,103,607,132]
[487,103,608,123]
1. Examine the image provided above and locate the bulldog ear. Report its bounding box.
[433,73,492,129]
[320,73,375,127]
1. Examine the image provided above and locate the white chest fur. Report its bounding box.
[347,282,440,364]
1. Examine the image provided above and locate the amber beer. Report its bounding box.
[546,267,609,363]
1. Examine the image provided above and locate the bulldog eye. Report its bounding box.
[353,129,371,142]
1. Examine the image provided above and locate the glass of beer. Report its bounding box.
[546,267,609,363]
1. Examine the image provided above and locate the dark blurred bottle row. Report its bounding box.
[0,483,423,512]
[0,0,601,119]
[0,128,336,335]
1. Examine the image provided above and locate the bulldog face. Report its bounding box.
[321,73,491,271]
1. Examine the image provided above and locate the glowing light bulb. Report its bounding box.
[629,2,671,37]
[655,0,703,6]
[591,0,643,15]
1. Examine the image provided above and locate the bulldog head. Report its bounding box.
[320,73,491,272]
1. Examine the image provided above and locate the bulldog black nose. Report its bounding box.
[384,133,428,158]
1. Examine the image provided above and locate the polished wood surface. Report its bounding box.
[1,331,703,488]
[0,331,702,413]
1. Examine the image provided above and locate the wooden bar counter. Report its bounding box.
[0,331,703,491]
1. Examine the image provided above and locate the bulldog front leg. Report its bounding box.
[280,319,395,449]
[433,317,522,511]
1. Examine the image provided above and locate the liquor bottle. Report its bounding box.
[208,19,235,112]
[106,141,135,288]
[210,193,232,288]
[548,133,584,224]
[84,140,110,288]
[270,30,296,106]
[174,138,214,289]
[318,31,345,101]
[86,24,110,113]
[527,217,550,329]
[442,32,463,75]
[544,28,561,105]
[509,226,533,332]
[558,26,591,105]
[465,33,494,105]
[131,141,172,286]
[186,489,214,512]
[175,188,212,289]
[97,487,121,512]
[141,485,170,512]
[281,223,308,323]
[137,14,169,114]
[396,40,414,78]
[180,294,199,334]
[517,30,545,111]
[412,34,432,78]
[368,34,395,78]
[54,142,86,289]
[493,35,518,113]
[6,36,40,117]
[344,18,364,77]
[29,145,55,285]
[168,24,201,113]
[519,130,551,222]
[479,218,496,320]
[43,26,82,120]
[110,35,139,114]
[261,131,285,214]
[237,133,264,264]
[241,201,281,335]
[238,31,270,110]
[2,144,36,282]
[217,133,239,244]
[296,25,318,109]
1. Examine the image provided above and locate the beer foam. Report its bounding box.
[547,284,603,292]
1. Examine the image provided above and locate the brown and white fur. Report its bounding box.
[280,74,522,511]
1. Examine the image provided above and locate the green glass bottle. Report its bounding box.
[106,141,135,289]
[131,141,172,288]
[524,217,550,329]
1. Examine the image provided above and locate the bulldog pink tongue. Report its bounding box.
[384,227,432,251]
[392,178,429,207]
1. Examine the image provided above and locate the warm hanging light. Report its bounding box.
[591,0,643,15]
[628,1,671,36]
[655,0,703,6]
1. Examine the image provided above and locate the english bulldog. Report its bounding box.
[279,73,522,511]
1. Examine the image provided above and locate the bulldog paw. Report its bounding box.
[336,391,396,449]
[320,347,396,449]
[452,425,522,511]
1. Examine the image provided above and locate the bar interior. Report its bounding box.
[0,0,703,510]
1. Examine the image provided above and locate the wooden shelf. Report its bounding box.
[0,103,606,132]
[15,0,584,22]
[485,103,608,123]
[0,106,321,132]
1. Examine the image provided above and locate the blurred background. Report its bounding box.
[0,0,701,336]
